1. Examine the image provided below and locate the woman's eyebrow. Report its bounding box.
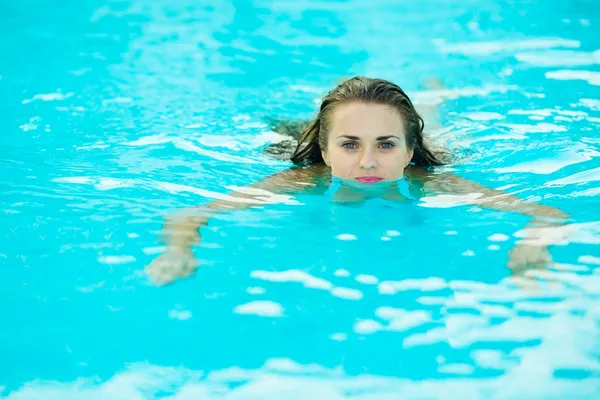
[337,135,401,140]
[376,135,401,140]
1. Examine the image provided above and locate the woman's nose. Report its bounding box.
[360,149,377,169]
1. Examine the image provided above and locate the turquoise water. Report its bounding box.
[1,0,600,398]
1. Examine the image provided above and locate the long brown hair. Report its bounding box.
[290,76,445,168]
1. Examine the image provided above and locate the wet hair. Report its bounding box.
[286,76,445,168]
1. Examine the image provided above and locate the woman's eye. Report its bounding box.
[342,142,358,150]
[379,141,395,150]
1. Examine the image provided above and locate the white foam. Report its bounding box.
[404,327,448,347]
[97,255,136,265]
[508,109,553,117]
[516,49,600,67]
[95,178,135,191]
[235,121,268,129]
[378,278,447,294]
[374,306,407,321]
[353,319,384,335]
[126,134,173,146]
[155,182,259,203]
[545,166,600,186]
[262,358,332,374]
[435,37,580,56]
[196,131,290,151]
[355,274,379,285]
[488,245,501,251]
[546,70,600,86]
[329,333,348,342]
[290,85,325,94]
[141,246,164,255]
[232,114,250,122]
[577,98,600,111]
[173,138,258,164]
[494,150,595,174]
[508,108,587,119]
[22,92,74,104]
[53,176,94,184]
[19,120,39,132]
[499,122,567,134]
[439,363,475,375]
[578,255,600,266]
[480,304,514,318]
[375,307,432,332]
[567,187,600,198]
[462,112,504,121]
[76,282,105,293]
[411,84,517,105]
[195,135,239,150]
[168,309,192,320]
[331,287,363,300]
[472,349,519,370]
[102,97,133,105]
[416,296,447,305]
[4,358,599,399]
[246,287,266,295]
[76,143,110,151]
[335,233,357,241]
[251,269,333,290]
[333,269,350,277]
[184,123,207,129]
[488,234,510,242]
[233,300,283,317]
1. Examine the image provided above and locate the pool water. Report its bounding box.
[1,0,599,398]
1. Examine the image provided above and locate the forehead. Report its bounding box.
[330,102,404,138]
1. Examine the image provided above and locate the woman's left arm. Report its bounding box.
[412,169,571,273]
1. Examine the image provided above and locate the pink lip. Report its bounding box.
[355,176,383,183]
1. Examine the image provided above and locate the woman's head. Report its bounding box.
[291,76,444,183]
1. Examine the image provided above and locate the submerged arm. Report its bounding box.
[147,165,326,284]
[413,169,570,272]
[421,171,568,220]
[163,167,324,247]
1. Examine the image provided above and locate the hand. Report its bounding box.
[507,220,574,275]
[507,243,553,274]
[145,247,199,285]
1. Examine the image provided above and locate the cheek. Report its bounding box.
[328,149,356,171]
[380,151,410,174]
[391,148,411,165]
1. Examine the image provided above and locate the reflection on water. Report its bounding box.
[5,353,600,399]
[1,0,599,398]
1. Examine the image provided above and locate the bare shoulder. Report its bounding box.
[252,164,330,195]
[405,166,439,188]
[405,166,467,195]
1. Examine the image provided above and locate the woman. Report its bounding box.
[146,77,569,285]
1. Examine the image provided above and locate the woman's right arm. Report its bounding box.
[146,165,326,285]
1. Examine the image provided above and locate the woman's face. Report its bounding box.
[322,102,414,186]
